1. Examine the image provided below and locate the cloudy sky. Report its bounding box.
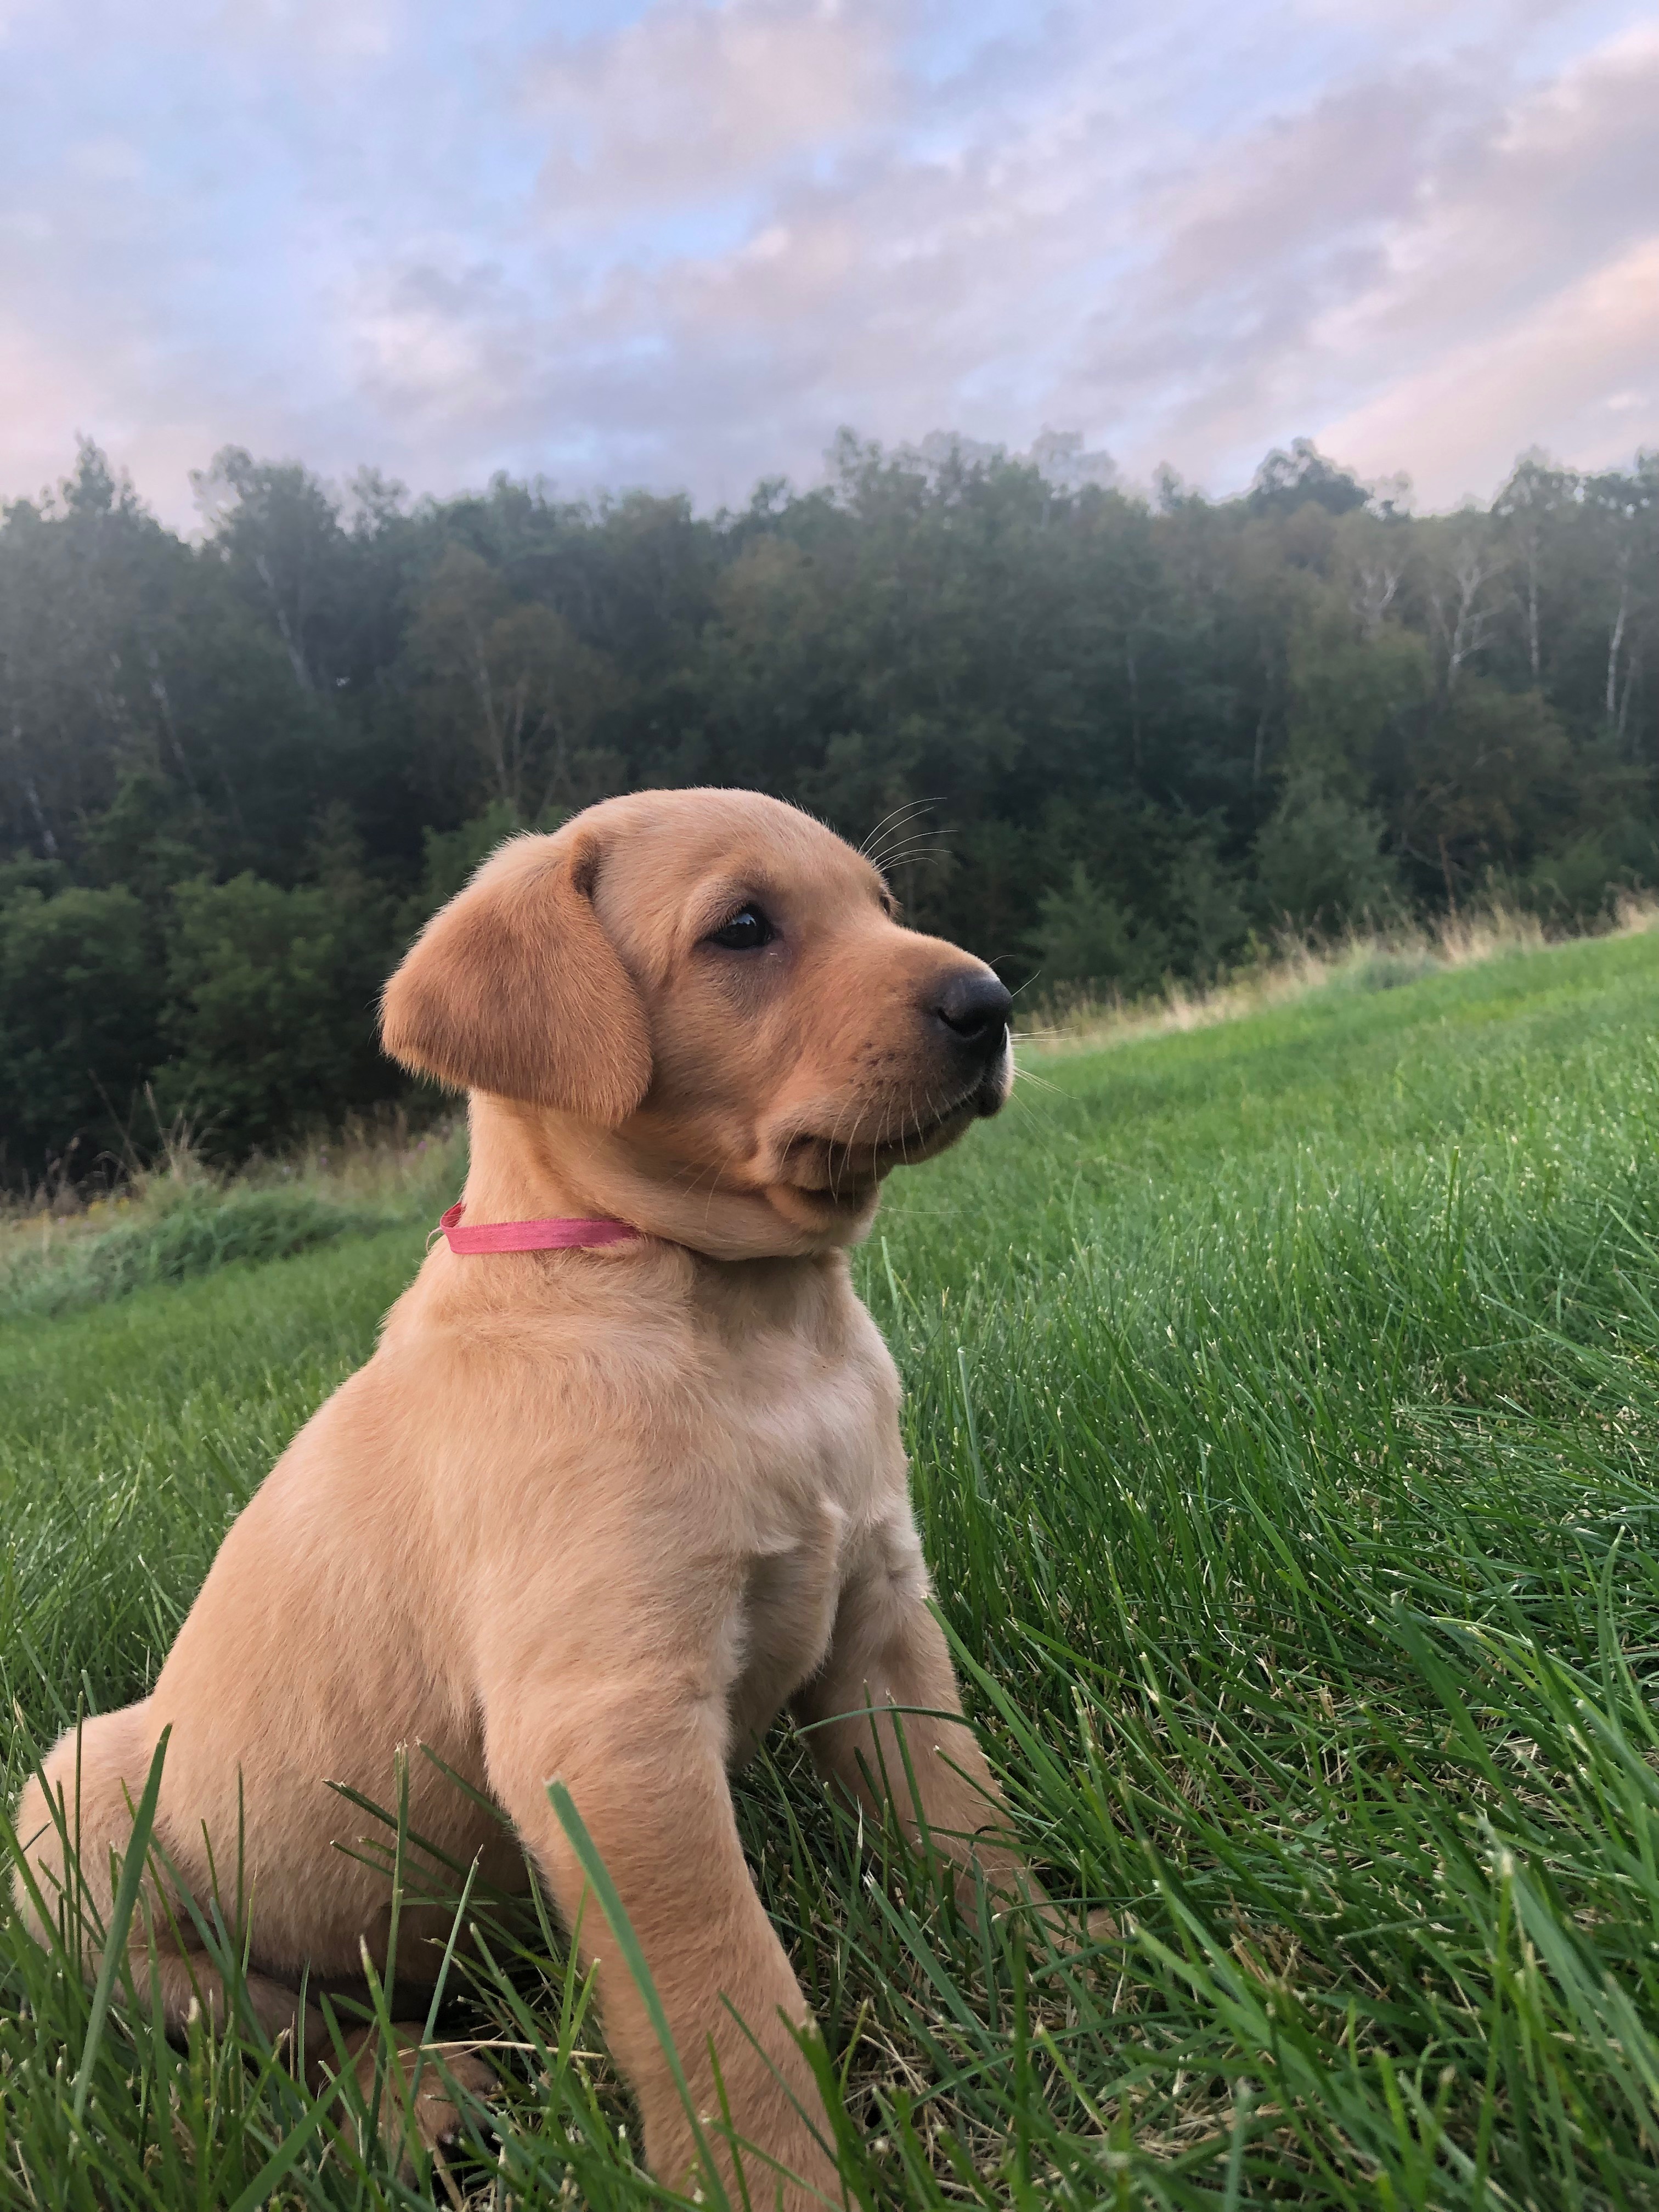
[2,0,1656,524]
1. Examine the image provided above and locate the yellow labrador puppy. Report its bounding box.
[14,787,1034,2203]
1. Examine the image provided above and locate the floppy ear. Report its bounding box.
[380,831,652,1122]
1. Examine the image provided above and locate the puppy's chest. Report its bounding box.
[710,1308,900,1530]
[700,1307,902,1737]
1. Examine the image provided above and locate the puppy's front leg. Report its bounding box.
[487,1686,840,2210]
[793,1514,1034,1909]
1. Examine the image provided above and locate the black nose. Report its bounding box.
[932,968,1013,1056]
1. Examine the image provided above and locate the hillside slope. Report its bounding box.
[5,928,1659,2205]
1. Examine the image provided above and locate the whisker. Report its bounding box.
[859,799,932,856]
[823,1084,863,1199]
[868,818,947,854]
[871,838,951,872]
[859,797,943,861]
[867,826,952,871]
[865,829,937,871]
[868,812,949,851]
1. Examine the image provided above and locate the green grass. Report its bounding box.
[8,928,1659,2206]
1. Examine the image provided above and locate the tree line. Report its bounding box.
[2,429,1654,1186]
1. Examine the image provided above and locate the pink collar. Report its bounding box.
[438,1200,640,1254]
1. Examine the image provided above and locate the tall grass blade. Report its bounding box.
[71,1722,170,2126]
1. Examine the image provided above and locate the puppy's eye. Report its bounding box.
[707,904,775,951]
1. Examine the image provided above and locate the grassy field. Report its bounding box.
[7,928,1659,2207]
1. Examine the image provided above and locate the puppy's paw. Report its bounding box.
[348,2030,499,2182]
[1038,1901,1123,1959]
[414,2041,499,2161]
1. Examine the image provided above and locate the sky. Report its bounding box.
[1,0,1656,526]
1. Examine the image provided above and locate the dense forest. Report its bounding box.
[2,429,1655,1187]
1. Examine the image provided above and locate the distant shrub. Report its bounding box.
[1166,835,1249,980]
[1254,770,1398,928]
[1026,863,1169,997]
[1521,827,1659,923]
[160,874,399,1157]
[0,882,165,1182]
[0,1186,391,1322]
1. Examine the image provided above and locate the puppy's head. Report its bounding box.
[381,788,1012,1246]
